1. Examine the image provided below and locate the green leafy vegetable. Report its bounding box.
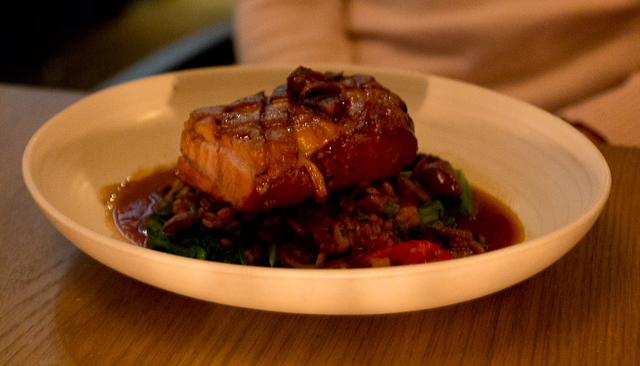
[268,242,277,267]
[357,214,370,221]
[238,244,247,265]
[381,202,400,218]
[146,215,174,252]
[188,202,197,221]
[393,222,410,241]
[145,203,246,264]
[418,200,445,227]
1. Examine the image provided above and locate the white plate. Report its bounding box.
[22,64,610,314]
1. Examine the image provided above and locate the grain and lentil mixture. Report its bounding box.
[119,153,523,268]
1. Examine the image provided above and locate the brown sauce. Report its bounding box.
[104,166,525,253]
[102,167,176,247]
[458,187,525,250]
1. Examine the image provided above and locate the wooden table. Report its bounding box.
[1,83,638,365]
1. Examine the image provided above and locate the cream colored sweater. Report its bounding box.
[234,0,640,146]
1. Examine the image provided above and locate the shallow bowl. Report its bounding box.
[22,64,610,314]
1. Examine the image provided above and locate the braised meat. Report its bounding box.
[176,66,418,211]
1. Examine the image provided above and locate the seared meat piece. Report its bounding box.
[176,66,418,211]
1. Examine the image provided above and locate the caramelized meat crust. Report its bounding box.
[176,66,418,211]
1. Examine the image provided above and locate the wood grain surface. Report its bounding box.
[1,85,638,365]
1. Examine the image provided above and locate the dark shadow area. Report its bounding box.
[1,0,235,90]
[0,1,133,86]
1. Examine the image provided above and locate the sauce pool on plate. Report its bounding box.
[102,167,176,246]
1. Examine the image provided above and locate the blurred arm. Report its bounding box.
[558,70,640,147]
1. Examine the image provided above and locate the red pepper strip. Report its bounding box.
[348,240,453,268]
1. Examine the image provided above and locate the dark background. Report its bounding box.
[1,0,235,90]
